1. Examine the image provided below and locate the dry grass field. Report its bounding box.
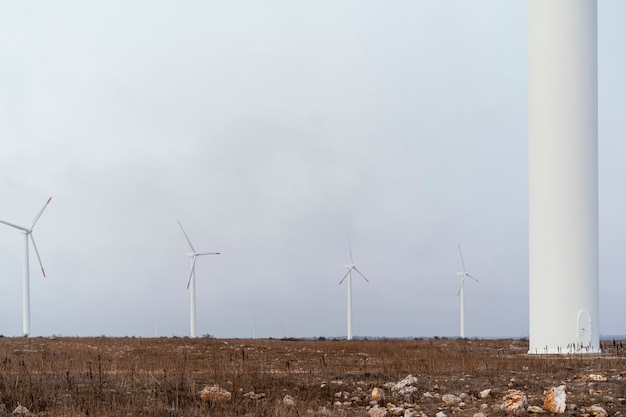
[0,337,624,416]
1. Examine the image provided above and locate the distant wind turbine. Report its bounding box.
[177,220,220,338]
[456,242,479,339]
[338,237,369,340]
[0,197,52,337]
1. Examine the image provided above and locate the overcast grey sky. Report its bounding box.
[1,1,624,339]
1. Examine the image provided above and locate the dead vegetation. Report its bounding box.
[0,337,624,416]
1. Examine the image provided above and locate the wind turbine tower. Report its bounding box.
[528,0,599,353]
[338,239,369,340]
[456,243,479,339]
[177,220,220,338]
[0,197,52,337]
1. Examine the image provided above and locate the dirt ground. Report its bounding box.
[0,337,624,416]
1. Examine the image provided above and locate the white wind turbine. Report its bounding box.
[0,197,52,337]
[177,220,220,338]
[338,238,369,340]
[456,242,479,339]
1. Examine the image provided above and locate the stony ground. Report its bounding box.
[0,337,624,416]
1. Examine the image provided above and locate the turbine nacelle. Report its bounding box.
[185,252,220,257]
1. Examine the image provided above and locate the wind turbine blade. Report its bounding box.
[347,234,354,264]
[30,196,52,229]
[0,219,28,232]
[186,256,197,289]
[457,242,467,272]
[338,267,352,285]
[457,275,466,296]
[467,274,479,283]
[177,220,196,252]
[196,252,220,256]
[30,234,46,278]
[352,266,370,283]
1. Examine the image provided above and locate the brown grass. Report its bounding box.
[0,337,624,416]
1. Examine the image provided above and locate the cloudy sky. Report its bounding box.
[0,1,624,339]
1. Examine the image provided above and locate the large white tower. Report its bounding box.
[528,0,599,354]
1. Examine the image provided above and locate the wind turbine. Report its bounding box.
[177,220,220,338]
[338,238,369,340]
[456,242,479,339]
[0,197,52,337]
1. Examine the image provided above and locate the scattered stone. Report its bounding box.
[368,405,389,417]
[473,412,487,417]
[371,387,386,402]
[283,395,296,407]
[243,391,266,400]
[388,406,404,415]
[527,405,546,414]
[442,394,462,405]
[393,375,419,391]
[586,405,608,417]
[398,386,418,397]
[422,392,434,399]
[501,390,527,413]
[317,406,332,416]
[543,385,566,414]
[583,374,607,382]
[199,386,232,403]
[479,389,492,399]
[436,412,447,417]
[11,406,31,416]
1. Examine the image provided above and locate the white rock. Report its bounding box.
[473,413,487,417]
[371,387,386,402]
[501,390,527,413]
[436,412,447,417]
[243,391,266,400]
[283,395,296,406]
[199,385,232,403]
[394,375,419,391]
[584,374,607,382]
[587,405,608,417]
[389,406,405,416]
[543,385,566,414]
[368,405,389,417]
[399,386,418,396]
[442,394,462,405]
[422,392,434,399]
[479,389,492,399]
[527,405,546,414]
[12,405,31,415]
